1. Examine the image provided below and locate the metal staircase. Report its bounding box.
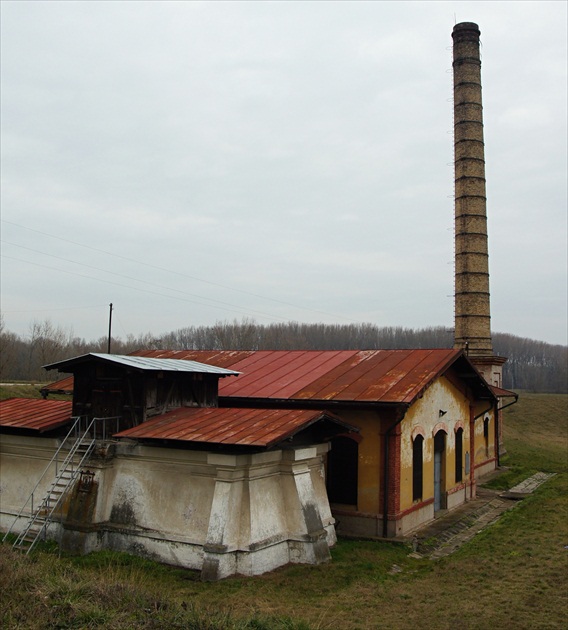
[3,416,97,554]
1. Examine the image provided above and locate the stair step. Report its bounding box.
[8,430,94,554]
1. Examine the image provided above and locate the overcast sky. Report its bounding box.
[1,1,566,346]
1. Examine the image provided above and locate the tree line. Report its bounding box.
[1,316,566,393]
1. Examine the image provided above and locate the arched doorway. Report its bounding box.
[326,435,358,506]
[434,430,447,512]
[483,416,490,457]
[455,427,464,483]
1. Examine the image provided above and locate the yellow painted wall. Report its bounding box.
[338,410,382,514]
[472,401,496,468]
[399,377,472,512]
[326,378,496,524]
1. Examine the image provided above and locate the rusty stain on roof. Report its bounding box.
[41,375,74,394]
[0,398,73,432]
[490,385,518,398]
[40,349,492,410]
[131,349,466,405]
[114,407,354,448]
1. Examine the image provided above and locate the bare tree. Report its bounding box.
[0,314,19,381]
[28,319,73,381]
[0,316,566,392]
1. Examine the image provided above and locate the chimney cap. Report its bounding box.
[452,22,480,38]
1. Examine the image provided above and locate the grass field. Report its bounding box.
[0,383,70,402]
[1,392,567,629]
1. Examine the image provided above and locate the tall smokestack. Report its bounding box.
[452,22,493,357]
[451,23,511,462]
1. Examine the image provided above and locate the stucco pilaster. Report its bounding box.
[201,470,239,581]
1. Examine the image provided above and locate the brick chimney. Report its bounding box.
[452,22,506,389]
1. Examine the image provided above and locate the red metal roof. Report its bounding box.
[131,349,464,405]
[41,375,74,394]
[114,407,352,448]
[43,349,486,406]
[0,398,73,432]
[491,385,518,398]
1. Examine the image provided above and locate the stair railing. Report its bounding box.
[4,415,122,553]
[12,423,98,552]
[2,416,83,542]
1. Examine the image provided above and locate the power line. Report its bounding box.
[1,254,290,323]
[1,219,358,323]
[1,239,289,320]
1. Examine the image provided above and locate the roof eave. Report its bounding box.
[219,396,409,411]
[263,412,360,449]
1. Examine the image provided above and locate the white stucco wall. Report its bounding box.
[0,434,64,533]
[0,435,336,579]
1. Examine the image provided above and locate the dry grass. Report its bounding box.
[0,384,70,402]
[0,384,43,401]
[1,393,567,629]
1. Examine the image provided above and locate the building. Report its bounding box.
[1,347,509,578]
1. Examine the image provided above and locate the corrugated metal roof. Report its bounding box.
[128,350,255,369]
[41,375,74,394]
[491,385,518,398]
[43,353,240,376]
[131,349,467,405]
[114,406,354,448]
[0,398,73,432]
[43,349,490,406]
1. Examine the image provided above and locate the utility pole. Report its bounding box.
[107,303,113,354]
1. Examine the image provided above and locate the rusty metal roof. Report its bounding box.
[114,406,354,448]
[0,398,73,432]
[491,385,518,398]
[42,348,493,407]
[131,349,474,405]
[43,353,240,376]
[41,375,74,394]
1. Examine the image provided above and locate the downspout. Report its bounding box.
[470,402,492,493]
[382,405,408,538]
[497,395,519,414]
[469,404,475,498]
[493,400,500,467]
[495,393,519,467]
[473,403,494,422]
[468,389,513,479]
[471,394,516,468]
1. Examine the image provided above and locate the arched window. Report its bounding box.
[455,428,463,483]
[326,436,358,506]
[412,435,424,501]
[483,417,490,456]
